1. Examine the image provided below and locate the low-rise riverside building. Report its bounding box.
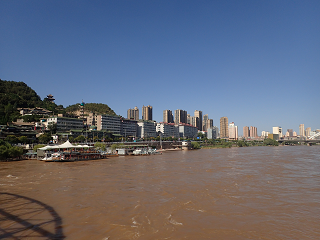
[96,114,121,135]
[156,122,179,138]
[178,123,198,139]
[121,119,138,138]
[207,127,218,139]
[46,116,84,131]
[137,120,156,139]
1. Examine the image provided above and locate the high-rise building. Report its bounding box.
[187,114,191,124]
[190,116,197,127]
[163,110,174,123]
[261,131,270,138]
[127,106,139,120]
[299,124,305,136]
[203,119,213,132]
[250,126,257,138]
[203,114,208,131]
[174,109,187,124]
[243,126,250,138]
[229,122,238,140]
[286,129,293,137]
[273,127,283,138]
[142,105,152,120]
[305,127,311,137]
[194,110,202,131]
[220,117,228,139]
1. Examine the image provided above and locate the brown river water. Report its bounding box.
[1,145,320,240]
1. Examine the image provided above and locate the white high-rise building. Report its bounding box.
[273,127,283,138]
[299,124,305,137]
[228,122,238,140]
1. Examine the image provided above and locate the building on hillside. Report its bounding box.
[18,107,52,116]
[46,94,55,103]
[174,109,187,124]
[194,110,202,131]
[178,123,198,139]
[1,123,37,142]
[299,124,305,137]
[156,122,179,138]
[127,107,139,120]
[86,112,96,127]
[137,120,156,138]
[142,105,152,120]
[45,117,84,132]
[228,122,238,140]
[163,110,174,123]
[220,117,229,139]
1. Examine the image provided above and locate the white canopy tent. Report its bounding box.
[38,140,92,151]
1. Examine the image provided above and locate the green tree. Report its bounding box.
[47,123,57,134]
[237,140,248,147]
[33,144,46,152]
[18,136,28,144]
[38,133,52,144]
[75,135,85,142]
[95,142,106,151]
[263,138,279,146]
[0,145,9,160]
[191,141,201,149]
[8,146,23,158]
[5,135,19,144]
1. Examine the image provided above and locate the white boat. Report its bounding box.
[41,153,53,161]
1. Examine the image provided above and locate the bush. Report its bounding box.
[191,141,201,149]
[264,138,279,146]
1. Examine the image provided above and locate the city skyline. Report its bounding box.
[1,1,319,135]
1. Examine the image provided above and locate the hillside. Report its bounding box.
[0,79,116,125]
[0,79,64,124]
[65,103,116,116]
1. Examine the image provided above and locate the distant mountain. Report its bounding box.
[65,103,116,116]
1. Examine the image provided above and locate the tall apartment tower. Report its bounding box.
[163,110,174,123]
[299,124,305,136]
[204,119,213,131]
[305,127,311,137]
[220,117,229,139]
[142,105,152,120]
[194,110,202,131]
[127,106,139,120]
[243,126,250,138]
[174,109,187,124]
[250,126,257,138]
[229,122,238,140]
[203,114,208,131]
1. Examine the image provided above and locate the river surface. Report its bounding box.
[1,146,320,240]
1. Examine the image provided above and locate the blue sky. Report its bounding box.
[1,0,319,135]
